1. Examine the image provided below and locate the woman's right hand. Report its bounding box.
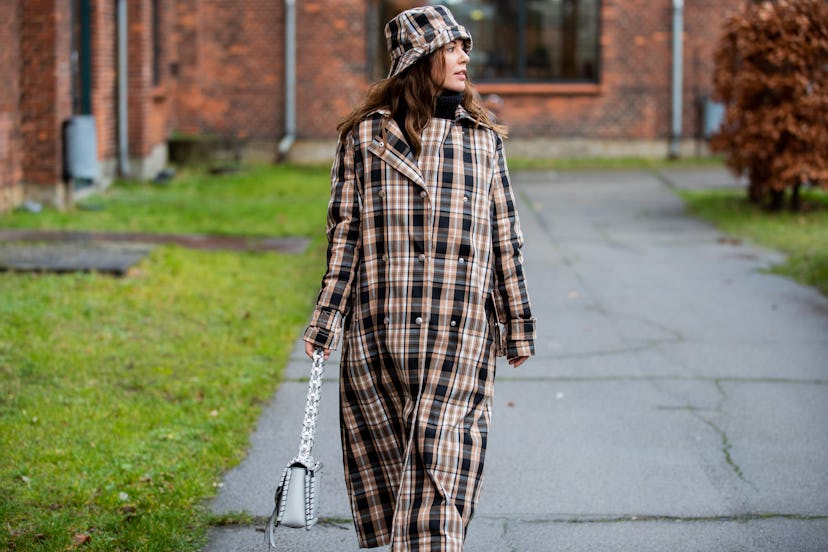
[305,340,331,361]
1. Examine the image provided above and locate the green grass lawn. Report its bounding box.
[0,165,330,550]
[3,164,329,237]
[680,187,828,296]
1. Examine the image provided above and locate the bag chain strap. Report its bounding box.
[297,349,325,462]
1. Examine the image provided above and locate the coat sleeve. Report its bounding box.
[303,132,362,350]
[490,135,536,359]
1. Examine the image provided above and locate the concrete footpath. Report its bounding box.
[204,169,828,551]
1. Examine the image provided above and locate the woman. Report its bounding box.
[303,5,536,550]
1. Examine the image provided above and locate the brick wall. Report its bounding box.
[20,0,73,205]
[498,0,741,141]
[490,0,676,140]
[0,0,180,213]
[0,0,746,213]
[295,0,371,139]
[92,0,117,163]
[148,0,175,153]
[173,0,284,143]
[289,0,740,142]
[173,0,199,134]
[0,0,23,212]
[166,0,740,148]
[128,0,160,157]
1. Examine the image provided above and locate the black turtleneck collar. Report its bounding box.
[435,92,463,120]
[391,92,464,146]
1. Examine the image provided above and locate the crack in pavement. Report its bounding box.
[654,405,717,412]
[646,371,756,489]
[536,341,681,360]
[242,516,354,531]
[698,418,748,483]
[662,377,761,492]
[473,512,828,524]
[578,303,687,347]
[500,518,519,552]
[481,375,828,385]
[591,220,644,254]
[690,379,758,489]
[282,375,828,385]
[236,512,828,530]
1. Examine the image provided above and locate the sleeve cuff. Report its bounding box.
[506,340,535,359]
[505,318,536,359]
[303,307,344,350]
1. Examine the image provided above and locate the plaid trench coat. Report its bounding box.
[304,105,536,550]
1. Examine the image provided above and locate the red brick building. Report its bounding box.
[0,1,23,213]
[287,0,742,160]
[1,0,176,212]
[1,0,741,213]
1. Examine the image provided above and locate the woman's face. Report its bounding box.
[432,39,469,93]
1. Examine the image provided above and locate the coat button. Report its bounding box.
[415,316,423,325]
[458,258,465,264]
[418,254,425,262]
[382,254,388,262]
[450,320,457,327]
[384,317,390,324]
[420,190,427,198]
[463,195,469,203]
[377,189,386,198]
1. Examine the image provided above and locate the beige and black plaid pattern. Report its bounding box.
[385,5,472,79]
[304,107,535,550]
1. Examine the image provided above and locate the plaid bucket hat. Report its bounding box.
[385,5,472,79]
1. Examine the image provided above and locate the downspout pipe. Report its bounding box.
[117,0,130,175]
[278,0,296,158]
[669,0,684,158]
[79,0,92,115]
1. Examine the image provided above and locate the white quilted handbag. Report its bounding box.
[265,349,325,545]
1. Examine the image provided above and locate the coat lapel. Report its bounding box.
[366,115,426,189]
[455,105,494,129]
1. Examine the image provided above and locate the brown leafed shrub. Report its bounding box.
[710,0,828,210]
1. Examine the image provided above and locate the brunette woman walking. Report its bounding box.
[303,5,536,550]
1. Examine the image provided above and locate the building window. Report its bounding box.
[375,0,600,83]
[70,0,93,114]
[152,0,163,85]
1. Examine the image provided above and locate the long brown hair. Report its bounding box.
[337,50,507,156]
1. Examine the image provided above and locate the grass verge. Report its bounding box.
[508,155,726,171]
[0,165,330,550]
[679,187,828,296]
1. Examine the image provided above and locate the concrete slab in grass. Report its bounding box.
[0,242,152,275]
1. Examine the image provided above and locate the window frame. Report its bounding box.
[151,0,163,87]
[70,0,93,115]
[370,0,603,90]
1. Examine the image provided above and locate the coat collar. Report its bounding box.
[370,105,487,128]
[366,109,424,188]
[365,105,489,188]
